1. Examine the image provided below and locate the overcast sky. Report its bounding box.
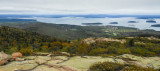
[0,0,160,15]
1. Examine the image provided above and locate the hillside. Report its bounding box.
[1,25,160,57]
[0,26,160,71]
[0,22,160,40]
[0,26,66,54]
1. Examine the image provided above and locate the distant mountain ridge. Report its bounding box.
[1,14,160,19]
[0,19,37,22]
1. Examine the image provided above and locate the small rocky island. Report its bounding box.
[82,22,103,26]
[151,24,160,27]
[146,20,156,23]
[128,21,138,23]
[109,22,118,24]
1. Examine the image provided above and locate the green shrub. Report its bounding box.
[116,48,131,54]
[8,47,18,54]
[106,47,117,54]
[130,47,156,57]
[89,62,123,71]
[130,47,146,56]
[20,47,33,56]
[89,48,108,56]
[126,39,135,47]
[89,62,158,71]
[122,65,158,71]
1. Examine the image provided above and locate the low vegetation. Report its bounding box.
[89,62,158,71]
[0,26,160,57]
[63,37,160,57]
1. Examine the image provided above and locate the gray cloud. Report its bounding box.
[0,0,160,14]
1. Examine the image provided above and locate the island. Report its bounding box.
[151,24,160,27]
[146,20,156,23]
[82,22,103,25]
[128,21,138,23]
[109,22,118,24]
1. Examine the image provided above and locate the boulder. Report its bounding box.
[15,58,25,61]
[34,52,50,56]
[47,54,52,57]
[116,54,142,61]
[0,52,8,65]
[36,60,47,65]
[59,52,71,56]
[11,52,23,61]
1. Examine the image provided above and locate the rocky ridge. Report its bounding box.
[0,52,160,71]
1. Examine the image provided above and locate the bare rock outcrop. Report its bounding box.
[11,52,23,61]
[0,52,8,65]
